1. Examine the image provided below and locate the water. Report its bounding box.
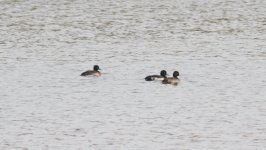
[1,0,266,149]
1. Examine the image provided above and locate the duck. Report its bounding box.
[162,71,180,85]
[145,70,167,81]
[80,65,101,77]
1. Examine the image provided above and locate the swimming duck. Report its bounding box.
[145,70,167,81]
[162,71,180,85]
[80,65,101,77]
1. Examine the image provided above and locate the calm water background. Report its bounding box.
[1,0,266,149]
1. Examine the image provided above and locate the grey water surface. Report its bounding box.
[1,0,266,149]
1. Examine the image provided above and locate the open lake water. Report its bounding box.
[0,0,266,149]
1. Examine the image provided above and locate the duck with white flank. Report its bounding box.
[145,70,167,81]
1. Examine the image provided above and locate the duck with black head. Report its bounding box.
[162,71,180,85]
[81,65,101,77]
[145,70,167,81]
